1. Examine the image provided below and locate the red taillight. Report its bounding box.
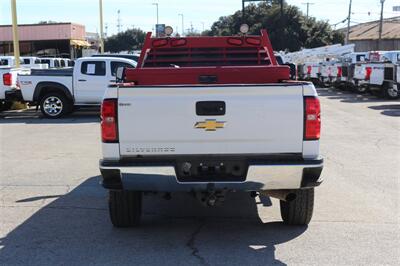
[3,73,12,86]
[337,66,342,77]
[304,97,321,140]
[365,67,372,80]
[307,66,312,75]
[101,99,118,143]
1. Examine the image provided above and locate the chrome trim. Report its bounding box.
[100,163,323,191]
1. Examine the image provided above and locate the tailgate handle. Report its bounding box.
[196,101,225,116]
[198,75,218,84]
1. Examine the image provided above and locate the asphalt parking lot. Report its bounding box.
[0,88,399,265]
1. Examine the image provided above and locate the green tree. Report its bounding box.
[104,28,146,53]
[207,2,344,51]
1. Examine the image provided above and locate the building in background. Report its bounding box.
[341,16,400,52]
[0,22,91,58]
[83,32,101,57]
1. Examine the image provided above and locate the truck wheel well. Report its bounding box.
[39,87,67,99]
[33,82,73,103]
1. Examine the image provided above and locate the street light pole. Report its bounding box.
[152,3,159,25]
[10,0,20,68]
[178,13,184,36]
[378,0,385,50]
[99,0,104,54]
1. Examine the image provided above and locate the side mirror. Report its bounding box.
[116,67,125,82]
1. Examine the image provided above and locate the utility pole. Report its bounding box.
[10,0,20,68]
[302,2,314,19]
[178,13,184,36]
[117,10,122,33]
[345,0,352,44]
[99,0,104,54]
[105,23,108,38]
[201,22,205,32]
[378,0,385,50]
[152,3,159,25]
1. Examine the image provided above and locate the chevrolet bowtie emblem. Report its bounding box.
[195,119,226,131]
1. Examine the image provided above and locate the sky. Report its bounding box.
[0,0,399,36]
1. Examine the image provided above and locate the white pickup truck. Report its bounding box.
[18,57,137,117]
[301,62,321,85]
[353,51,400,98]
[1,67,31,110]
[332,52,368,90]
[99,31,324,227]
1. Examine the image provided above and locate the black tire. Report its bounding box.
[354,85,367,94]
[39,92,72,118]
[109,190,142,227]
[0,101,13,112]
[280,188,314,225]
[383,83,399,99]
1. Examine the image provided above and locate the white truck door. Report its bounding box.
[74,60,111,104]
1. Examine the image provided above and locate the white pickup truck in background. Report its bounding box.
[333,52,368,90]
[353,51,400,98]
[1,67,31,110]
[18,57,137,117]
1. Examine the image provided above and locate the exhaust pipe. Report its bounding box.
[260,190,297,202]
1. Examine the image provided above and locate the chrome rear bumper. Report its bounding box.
[99,156,323,192]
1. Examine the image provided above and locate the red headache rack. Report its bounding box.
[124,29,289,85]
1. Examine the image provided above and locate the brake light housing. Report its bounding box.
[365,67,372,80]
[101,99,118,143]
[337,66,342,77]
[304,97,321,140]
[3,73,12,86]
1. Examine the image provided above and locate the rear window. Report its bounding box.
[81,61,106,76]
[111,61,135,76]
[0,59,9,66]
[143,47,274,67]
[41,59,50,66]
[356,55,366,62]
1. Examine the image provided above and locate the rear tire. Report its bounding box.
[280,188,314,225]
[354,85,367,94]
[0,101,13,112]
[40,92,72,118]
[383,83,399,99]
[109,190,142,227]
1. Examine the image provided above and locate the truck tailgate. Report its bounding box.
[117,84,304,156]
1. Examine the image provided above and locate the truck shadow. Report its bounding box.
[368,104,400,117]
[317,87,391,103]
[0,108,100,124]
[0,176,306,265]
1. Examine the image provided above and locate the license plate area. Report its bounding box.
[175,159,248,182]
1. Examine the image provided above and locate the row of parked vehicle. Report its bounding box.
[0,56,74,110]
[296,50,400,99]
